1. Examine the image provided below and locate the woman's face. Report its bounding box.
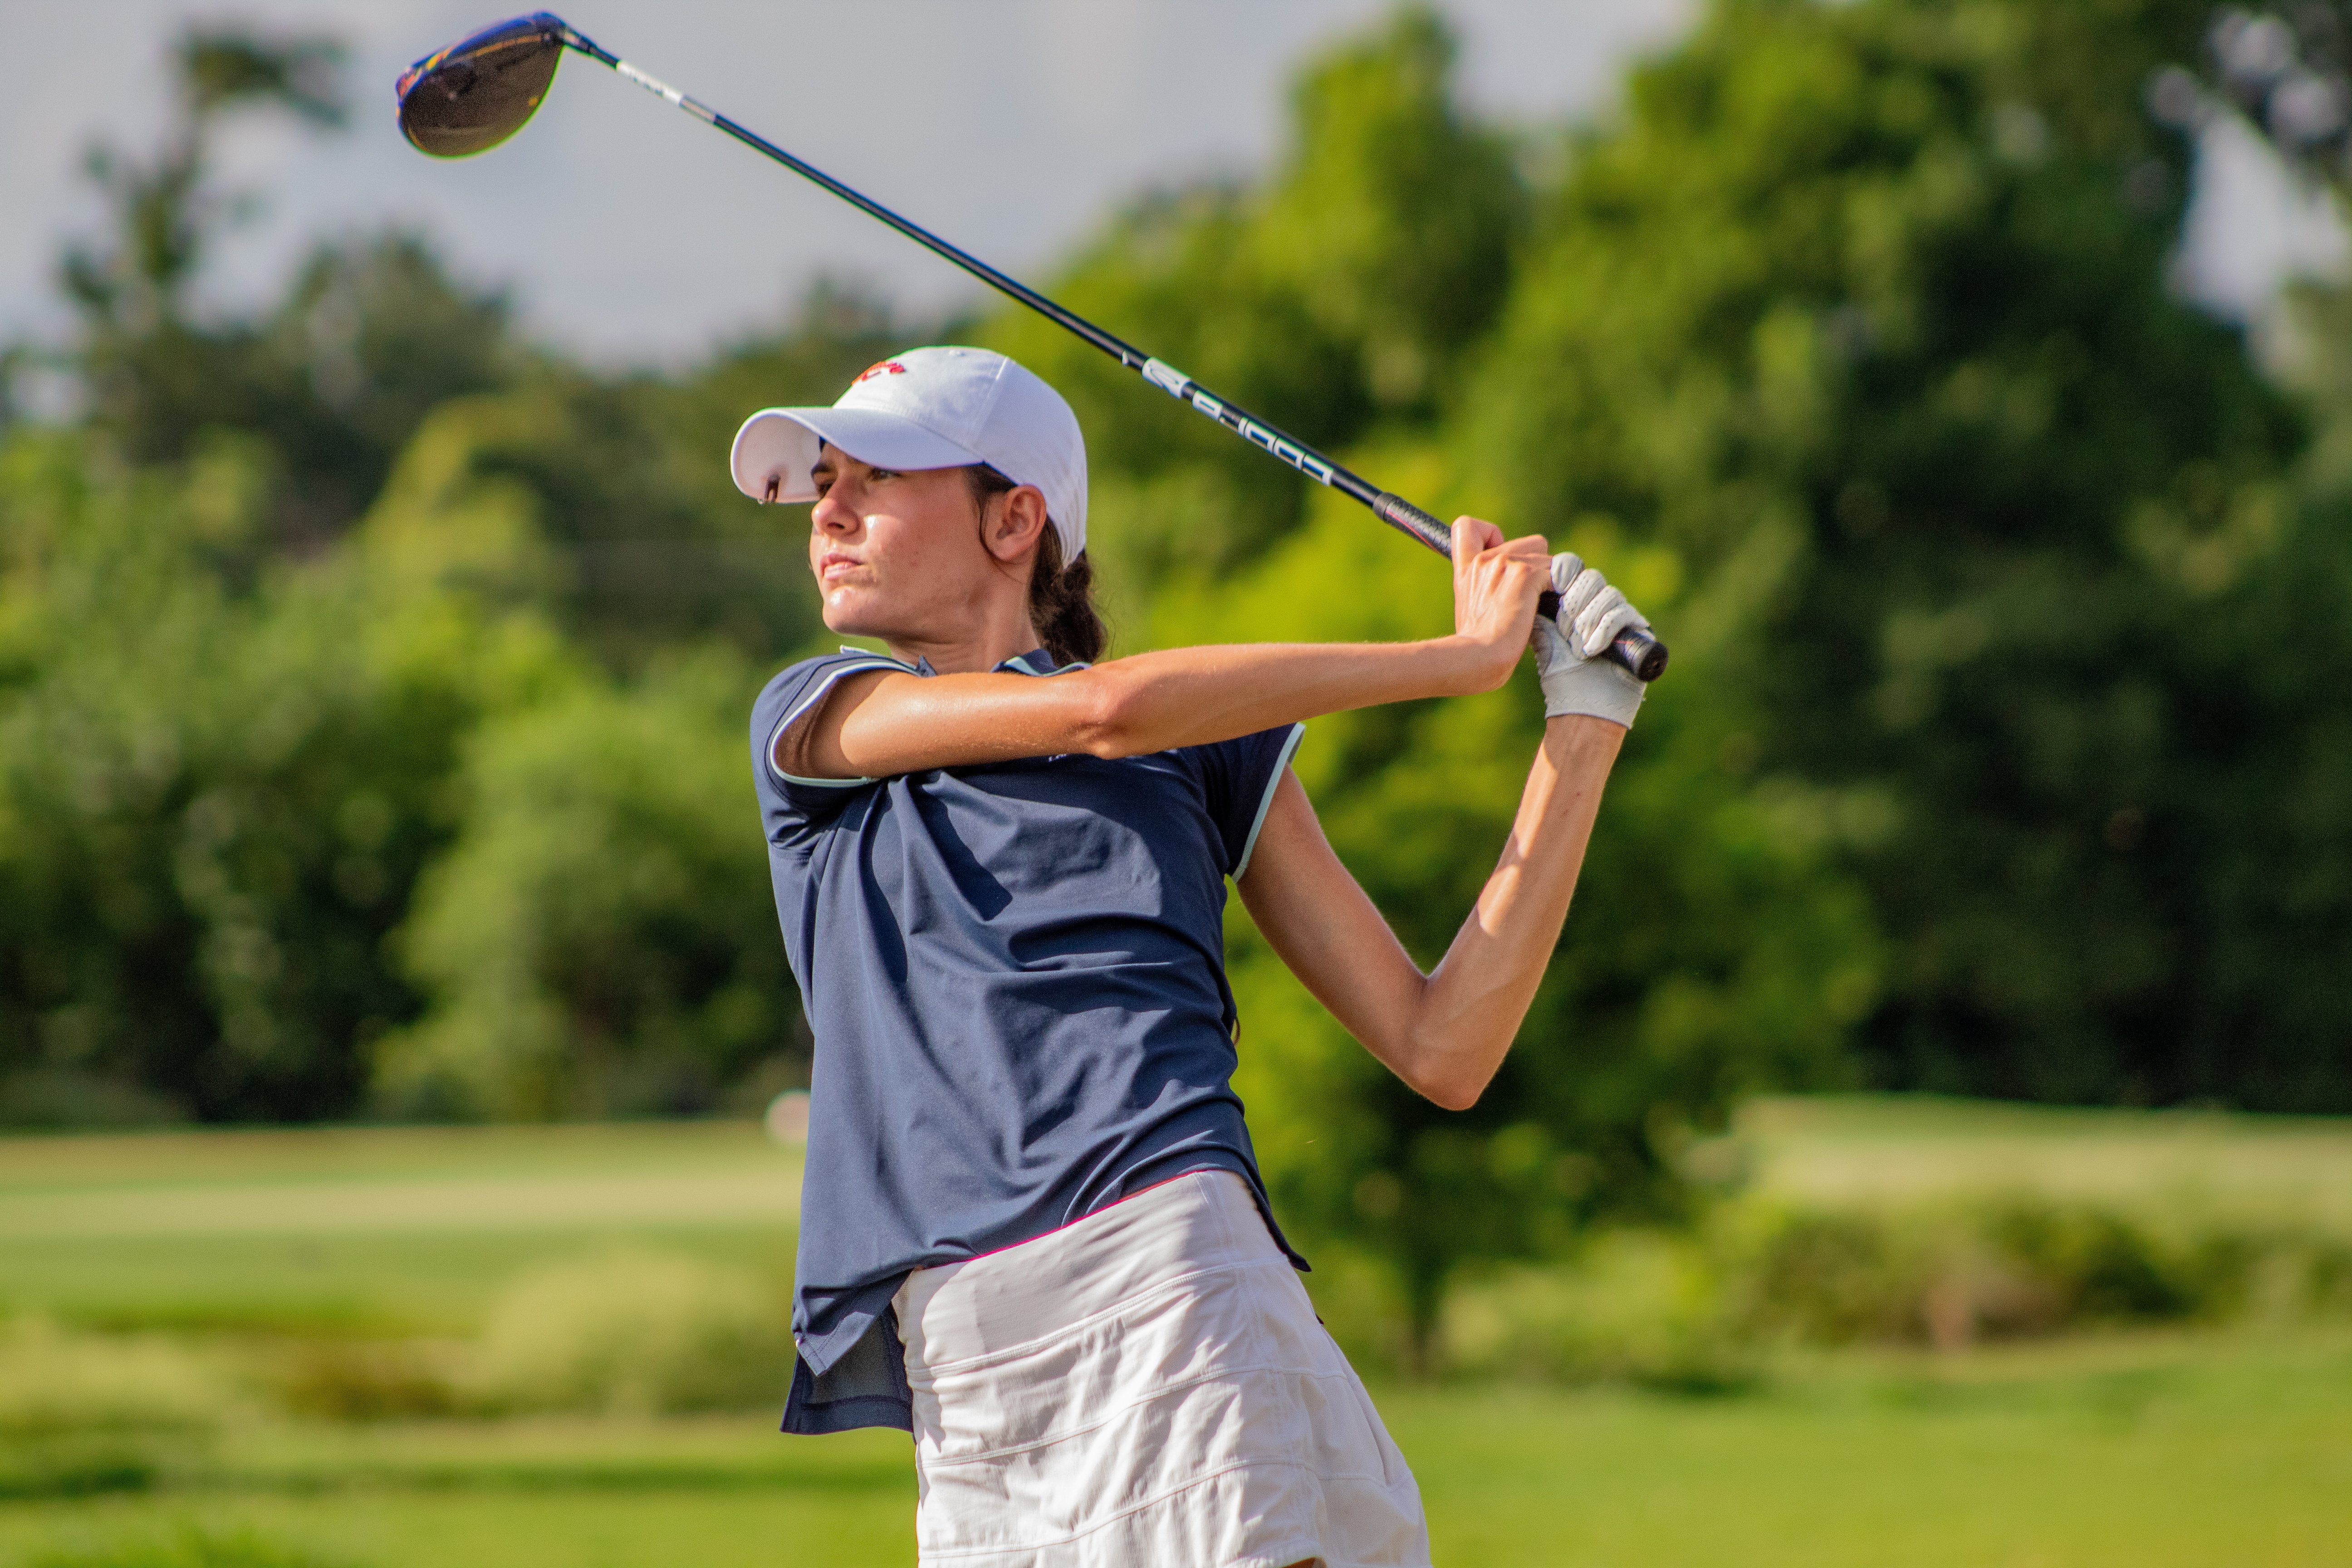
[806,449,1003,644]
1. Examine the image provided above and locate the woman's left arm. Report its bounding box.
[1236,715,1625,1111]
[1251,719,1618,1109]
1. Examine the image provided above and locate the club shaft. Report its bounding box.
[560,26,1666,683]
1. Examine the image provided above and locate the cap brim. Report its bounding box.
[729,407,985,502]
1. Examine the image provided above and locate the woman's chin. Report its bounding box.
[820,596,883,637]
[822,589,937,649]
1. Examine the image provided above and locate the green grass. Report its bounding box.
[1403,1332,2352,1567]
[2,1334,2347,1567]
[0,1124,799,1333]
[3,1419,920,1568]
[2,1103,2349,1565]
[2,1490,915,1568]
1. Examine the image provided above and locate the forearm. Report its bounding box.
[1077,639,1499,752]
[829,637,1499,777]
[1240,713,1623,1110]
[1400,715,1623,1104]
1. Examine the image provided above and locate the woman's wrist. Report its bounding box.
[1413,637,1475,697]
[1424,632,1518,696]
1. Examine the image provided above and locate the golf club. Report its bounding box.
[396,13,1668,681]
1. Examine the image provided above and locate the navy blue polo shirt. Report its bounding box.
[750,647,1306,1435]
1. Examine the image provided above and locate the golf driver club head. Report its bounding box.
[397,12,570,157]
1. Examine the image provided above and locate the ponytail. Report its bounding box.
[1026,527,1107,667]
[965,465,1109,667]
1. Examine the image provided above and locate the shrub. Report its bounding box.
[272,1340,461,1422]
[375,653,799,1120]
[467,1250,792,1416]
[1717,1196,2349,1351]
[1718,1207,1942,1347]
[1441,1233,1753,1392]
[1433,1196,2352,1382]
[0,1318,226,1496]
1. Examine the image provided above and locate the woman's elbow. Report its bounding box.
[1067,669,1147,758]
[1417,1073,1486,1113]
[1396,1040,1492,1112]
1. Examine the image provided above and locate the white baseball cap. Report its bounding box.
[729,346,1088,560]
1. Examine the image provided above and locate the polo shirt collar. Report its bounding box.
[998,648,1065,676]
[850,647,1075,678]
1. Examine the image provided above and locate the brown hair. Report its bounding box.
[965,465,1107,667]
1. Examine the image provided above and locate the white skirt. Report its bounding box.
[893,1170,1431,1568]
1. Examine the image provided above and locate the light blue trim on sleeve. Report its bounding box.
[1231,723,1307,883]
[767,657,918,788]
[1000,651,1090,676]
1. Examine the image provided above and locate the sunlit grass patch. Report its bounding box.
[1736,1095,2352,1234]
[26,1531,342,1568]
[0,1124,799,1336]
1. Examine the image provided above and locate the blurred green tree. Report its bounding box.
[375,281,898,668]
[60,27,518,553]
[0,426,571,1122]
[375,652,800,1120]
[1457,0,2332,1107]
[2183,5,2352,1109]
[2188,277,2352,1111]
[0,65,885,1121]
[63,28,345,348]
[2197,4,2352,179]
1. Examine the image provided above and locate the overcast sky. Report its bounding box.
[2,0,1699,365]
[1,0,2341,369]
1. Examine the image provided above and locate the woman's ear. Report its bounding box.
[982,485,1051,564]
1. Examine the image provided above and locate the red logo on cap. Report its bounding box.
[854,360,907,384]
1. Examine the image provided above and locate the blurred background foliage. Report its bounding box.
[4,0,2352,1358]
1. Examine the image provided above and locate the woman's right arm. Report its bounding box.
[782,523,1551,780]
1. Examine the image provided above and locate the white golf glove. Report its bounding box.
[1530,552,1647,729]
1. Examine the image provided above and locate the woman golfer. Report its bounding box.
[732,347,1646,1566]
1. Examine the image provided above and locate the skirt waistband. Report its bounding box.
[896,1171,1279,1372]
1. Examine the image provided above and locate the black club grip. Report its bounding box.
[1371,494,1669,683]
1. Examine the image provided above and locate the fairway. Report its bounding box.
[1400,1336,2352,1567]
[3,1105,2349,1566]
[3,1335,2348,1568]
[0,1123,801,1333]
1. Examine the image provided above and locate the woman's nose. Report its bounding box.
[811,487,857,534]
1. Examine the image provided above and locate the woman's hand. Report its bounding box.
[1530,552,1648,730]
[1448,517,1552,692]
